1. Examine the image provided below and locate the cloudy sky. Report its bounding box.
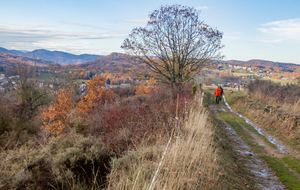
[1,0,300,63]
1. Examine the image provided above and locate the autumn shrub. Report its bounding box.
[76,75,116,115]
[0,133,112,189]
[135,77,159,95]
[41,88,75,135]
[86,86,193,156]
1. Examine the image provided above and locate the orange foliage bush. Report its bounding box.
[76,76,116,115]
[41,88,74,135]
[135,78,159,95]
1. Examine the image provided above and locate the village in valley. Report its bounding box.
[1,55,300,94]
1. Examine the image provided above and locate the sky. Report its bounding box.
[1,0,300,64]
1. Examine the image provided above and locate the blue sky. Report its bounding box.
[1,0,300,63]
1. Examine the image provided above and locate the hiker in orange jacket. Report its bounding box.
[215,86,222,104]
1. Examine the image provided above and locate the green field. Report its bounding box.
[232,73,255,76]
[196,74,225,84]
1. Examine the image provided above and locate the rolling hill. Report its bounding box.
[77,52,136,69]
[220,59,300,68]
[0,47,24,55]
[0,52,53,67]
[0,47,102,65]
[21,49,102,65]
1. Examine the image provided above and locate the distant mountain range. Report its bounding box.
[0,47,102,65]
[0,52,53,67]
[0,47,25,55]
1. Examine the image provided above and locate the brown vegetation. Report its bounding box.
[248,79,300,104]
[76,76,116,115]
[227,81,300,153]
[0,75,198,189]
[107,95,222,189]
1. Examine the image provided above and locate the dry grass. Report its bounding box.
[281,99,300,115]
[107,94,222,190]
[250,91,278,106]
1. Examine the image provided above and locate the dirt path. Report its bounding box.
[209,94,285,189]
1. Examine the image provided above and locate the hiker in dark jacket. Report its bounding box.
[220,86,224,101]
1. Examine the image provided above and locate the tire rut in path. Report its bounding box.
[209,96,285,189]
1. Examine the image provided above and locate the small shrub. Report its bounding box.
[192,85,197,94]
[111,85,136,97]
[0,97,14,135]
[76,76,116,116]
[41,88,75,135]
[0,133,113,189]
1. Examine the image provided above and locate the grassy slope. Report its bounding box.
[224,90,300,189]
[107,93,252,189]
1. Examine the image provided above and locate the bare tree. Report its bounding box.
[122,4,224,90]
[14,61,48,121]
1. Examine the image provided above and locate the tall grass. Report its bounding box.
[281,99,300,115]
[107,94,222,189]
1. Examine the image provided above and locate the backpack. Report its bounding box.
[215,88,222,97]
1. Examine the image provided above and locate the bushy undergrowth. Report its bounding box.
[0,97,14,134]
[86,86,193,156]
[1,84,196,189]
[111,85,137,97]
[0,133,112,189]
[248,79,300,104]
[0,96,42,151]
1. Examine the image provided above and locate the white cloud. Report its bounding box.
[0,24,128,54]
[59,21,110,30]
[114,18,149,23]
[258,39,283,44]
[258,18,300,43]
[0,24,127,43]
[196,6,209,10]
